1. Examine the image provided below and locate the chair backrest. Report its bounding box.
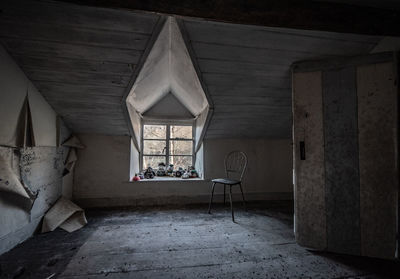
[224,151,247,181]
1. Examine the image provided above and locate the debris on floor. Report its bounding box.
[42,197,87,233]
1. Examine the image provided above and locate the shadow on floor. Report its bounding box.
[309,250,400,278]
[0,218,99,279]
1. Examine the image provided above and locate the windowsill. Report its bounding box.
[130,177,206,182]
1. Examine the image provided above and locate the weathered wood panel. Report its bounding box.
[181,17,381,139]
[25,70,130,88]
[2,39,142,64]
[35,83,126,98]
[0,20,150,50]
[0,0,158,34]
[211,96,290,106]
[191,42,335,66]
[185,21,378,55]
[357,62,397,259]
[292,52,393,73]
[45,95,122,107]
[0,1,162,136]
[323,67,360,255]
[203,73,290,89]
[58,0,400,36]
[13,55,135,76]
[293,71,326,249]
[198,59,290,77]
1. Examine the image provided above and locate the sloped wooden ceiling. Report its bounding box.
[0,0,161,135]
[0,0,383,139]
[180,19,381,138]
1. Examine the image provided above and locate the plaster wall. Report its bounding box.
[0,45,66,254]
[73,134,293,207]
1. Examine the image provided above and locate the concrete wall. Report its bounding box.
[0,45,67,254]
[74,134,293,207]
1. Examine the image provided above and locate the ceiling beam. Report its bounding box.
[56,0,400,36]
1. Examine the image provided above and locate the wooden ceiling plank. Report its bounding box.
[0,0,159,34]
[35,82,126,97]
[57,0,400,36]
[0,20,150,50]
[25,69,131,88]
[207,86,291,96]
[191,42,338,66]
[211,96,291,106]
[198,58,291,75]
[44,94,123,106]
[2,38,142,64]
[13,55,135,76]
[203,73,291,88]
[184,20,380,55]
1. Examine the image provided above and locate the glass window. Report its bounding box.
[170,156,192,169]
[143,125,166,139]
[169,140,192,155]
[143,140,166,155]
[170,125,192,139]
[141,124,194,175]
[143,156,166,169]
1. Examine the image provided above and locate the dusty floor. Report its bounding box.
[1,201,400,278]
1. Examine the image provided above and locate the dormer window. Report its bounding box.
[125,16,212,179]
[142,124,193,170]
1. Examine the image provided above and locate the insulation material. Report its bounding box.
[292,52,397,260]
[292,71,326,250]
[0,153,30,199]
[42,197,87,233]
[357,62,397,259]
[323,67,360,256]
[62,135,85,149]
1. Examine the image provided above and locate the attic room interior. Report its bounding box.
[0,0,400,278]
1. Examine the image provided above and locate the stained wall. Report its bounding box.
[0,45,68,254]
[73,134,293,207]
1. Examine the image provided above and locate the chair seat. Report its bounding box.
[212,178,240,185]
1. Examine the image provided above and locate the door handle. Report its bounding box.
[300,141,305,160]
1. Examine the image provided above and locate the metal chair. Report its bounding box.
[208,151,247,222]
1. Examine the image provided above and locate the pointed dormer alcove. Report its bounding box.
[126,17,212,158]
[142,92,194,120]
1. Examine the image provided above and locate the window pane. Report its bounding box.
[144,140,166,155]
[143,156,166,169]
[143,125,166,139]
[170,125,192,139]
[170,156,192,169]
[169,140,192,155]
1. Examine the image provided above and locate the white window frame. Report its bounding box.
[140,119,195,171]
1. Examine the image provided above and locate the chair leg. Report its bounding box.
[229,185,235,222]
[223,184,226,205]
[239,182,246,211]
[208,182,216,214]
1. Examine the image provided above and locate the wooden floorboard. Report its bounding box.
[1,202,399,278]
